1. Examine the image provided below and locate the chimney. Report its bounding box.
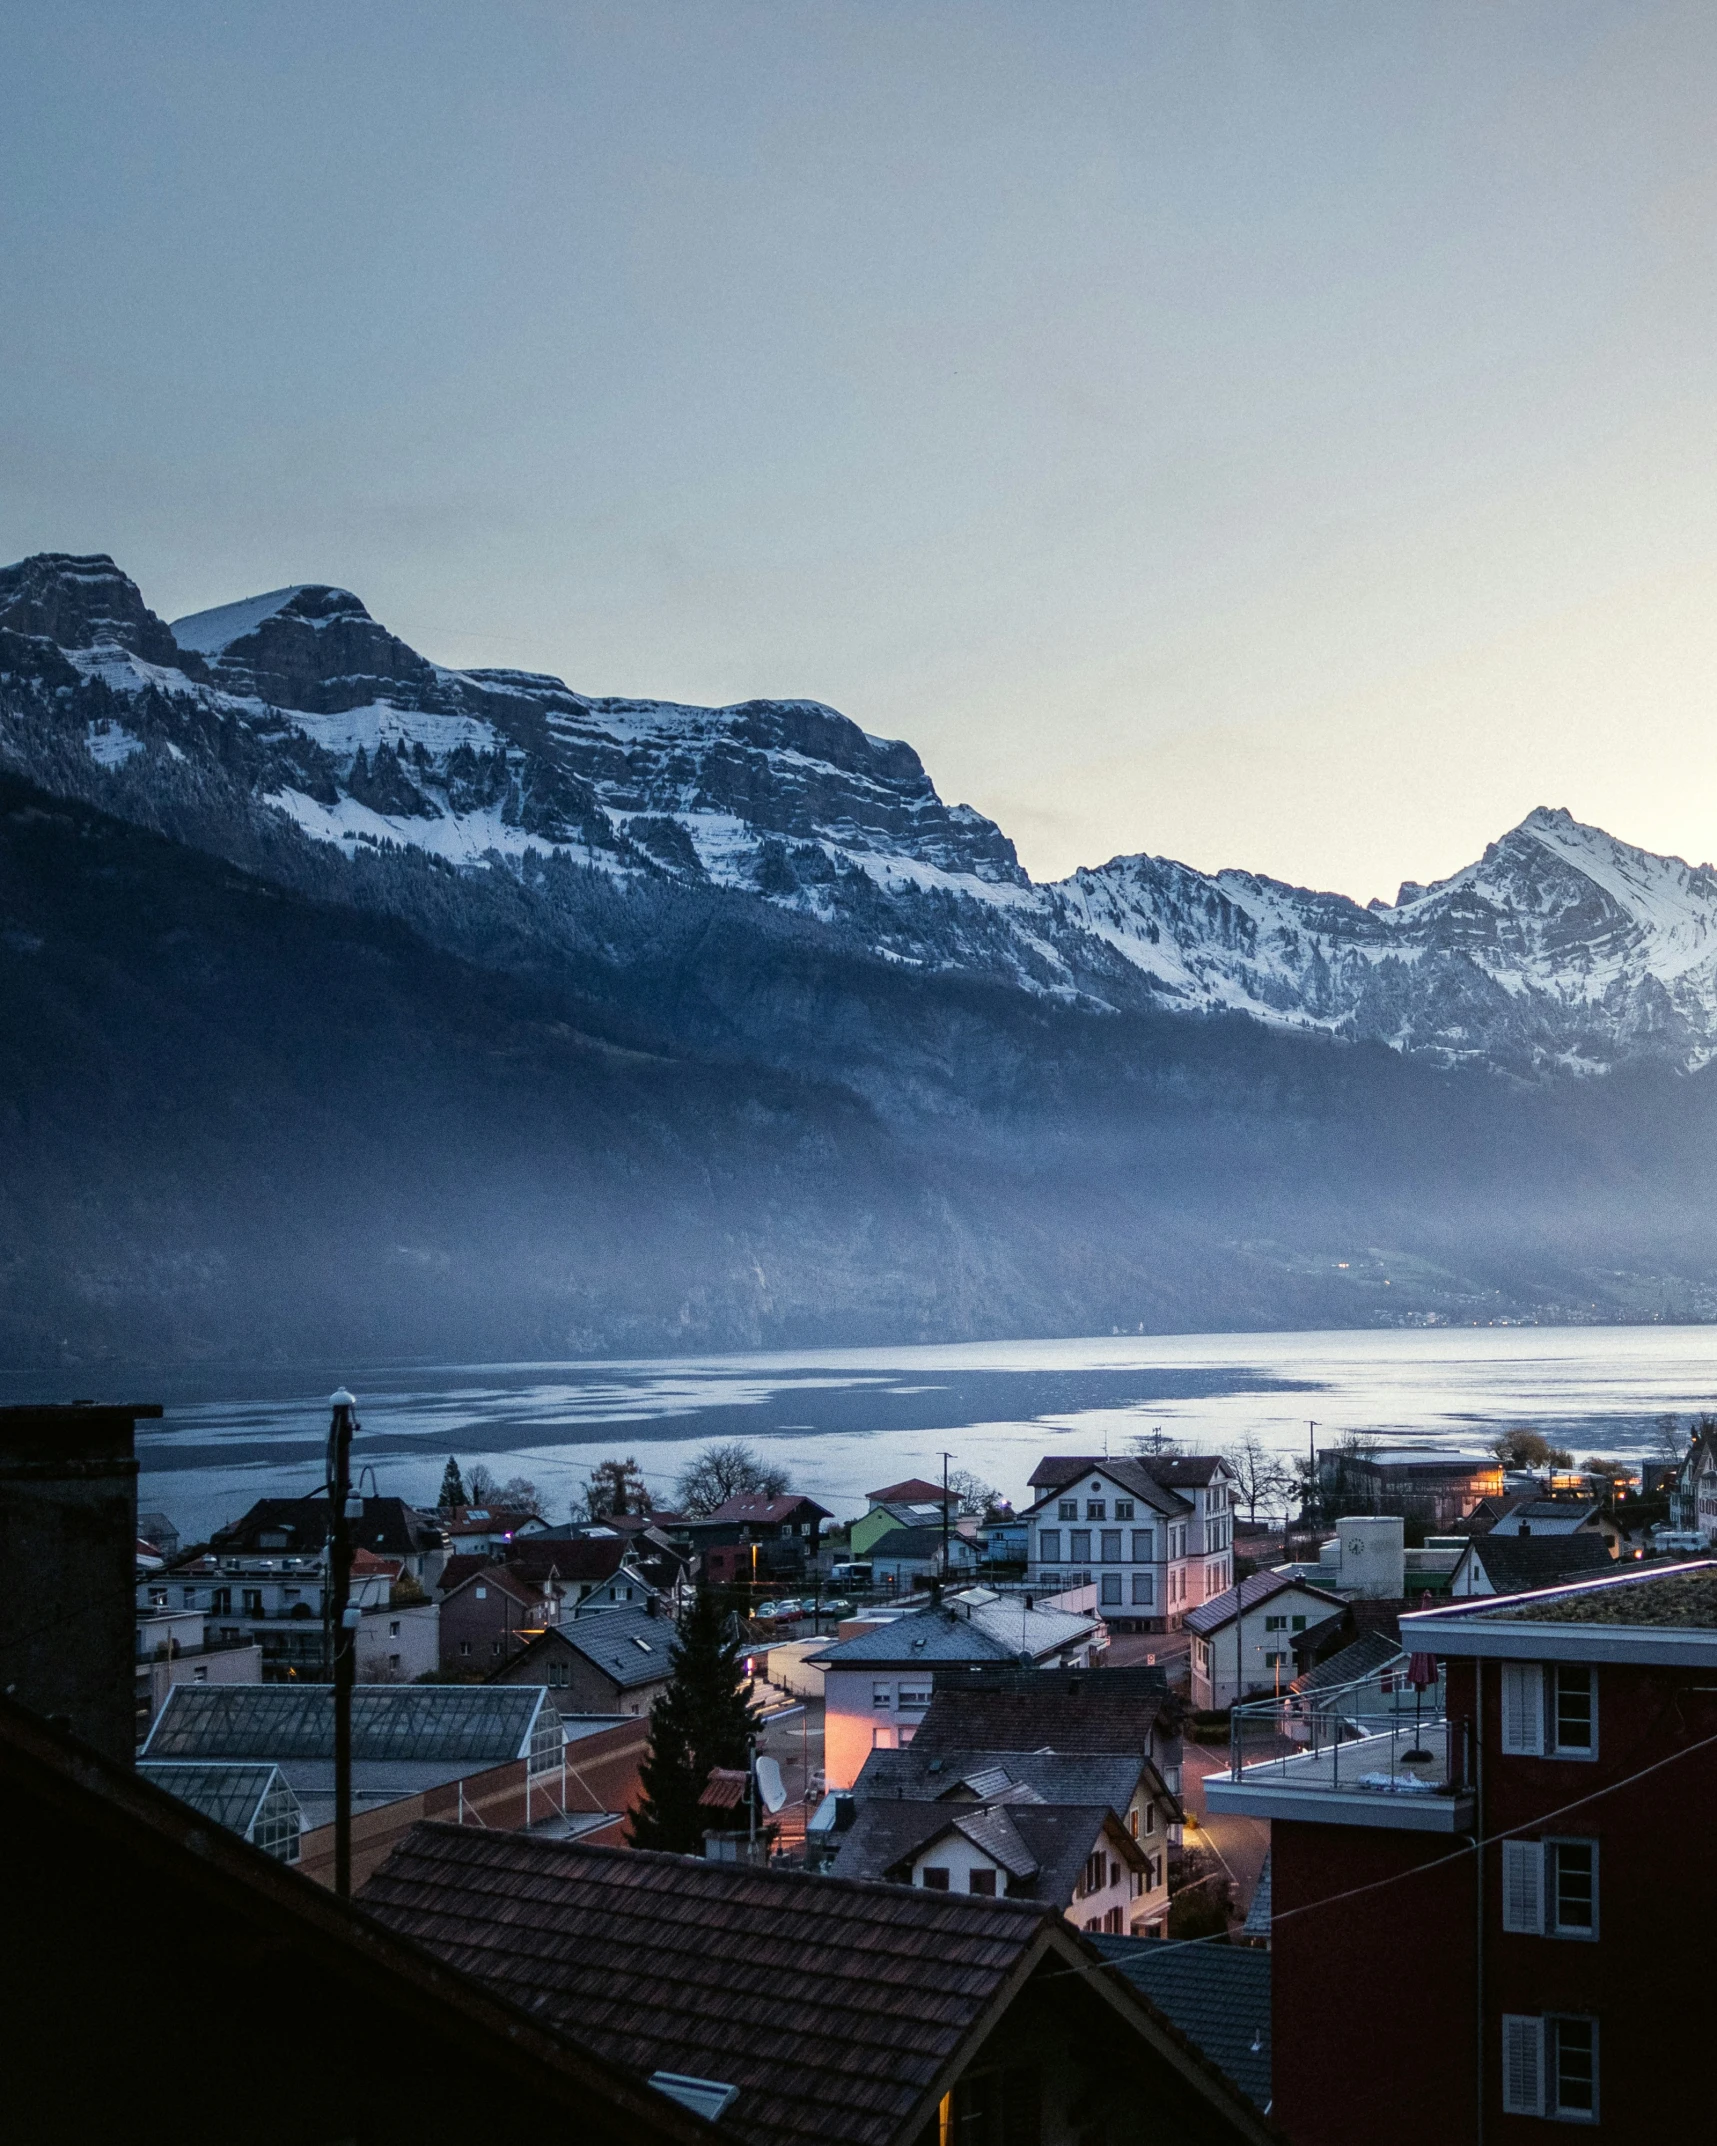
[0,1402,161,1766]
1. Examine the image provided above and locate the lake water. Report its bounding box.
[12,1324,1715,1542]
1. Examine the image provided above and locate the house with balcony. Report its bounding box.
[673,1492,832,1587]
[140,1548,394,1680]
[1022,1456,1236,1631]
[1208,1559,1717,2145]
[209,1491,448,1586]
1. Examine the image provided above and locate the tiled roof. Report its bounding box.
[868,1479,949,1505]
[1183,1571,1344,1638]
[359,1828,1063,2146]
[2,1696,705,2146]
[868,1527,974,1562]
[1091,1936,1272,2113]
[444,1562,550,1609]
[448,1506,541,1537]
[832,1800,1135,1905]
[1242,1851,1272,1940]
[1024,1458,1190,1517]
[142,1683,549,1763]
[853,1744,1148,1817]
[1294,1629,1405,1695]
[816,1599,1093,1669]
[912,1666,1172,1757]
[506,1536,632,1585]
[1462,1535,1616,1596]
[704,1494,833,1526]
[560,1606,675,1689]
[211,1493,438,1560]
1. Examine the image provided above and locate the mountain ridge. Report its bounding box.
[5,548,1717,1077]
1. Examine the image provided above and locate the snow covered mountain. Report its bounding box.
[5,548,1717,1075]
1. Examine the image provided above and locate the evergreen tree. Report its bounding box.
[628,1588,762,1853]
[437,1456,467,1511]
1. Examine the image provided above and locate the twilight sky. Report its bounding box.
[5,2,1717,901]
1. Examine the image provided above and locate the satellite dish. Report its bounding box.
[754,1755,787,1814]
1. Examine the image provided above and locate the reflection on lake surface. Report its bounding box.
[8,1324,1714,1540]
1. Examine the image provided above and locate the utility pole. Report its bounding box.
[327,1388,358,1900]
[941,1451,952,1585]
[1307,1421,1319,1532]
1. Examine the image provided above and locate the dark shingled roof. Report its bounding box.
[1294,1630,1406,1696]
[211,1493,438,1561]
[1459,1534,1616,1596]
[913,1665,1174,1758]
[1090,1937,1272,2113]
[853,1744,1151,1816]
[831,1799,1140,1904]
[1024,1457,1191,1517]
[358,1826,1270,2146]
[494,1607,674,1693]
[868,1479,950,1506]
[1184,1571,1345,1639]
[359,1829,1080,2146]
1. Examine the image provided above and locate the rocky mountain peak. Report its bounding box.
[171,582,439,716]
[0,552,193,671]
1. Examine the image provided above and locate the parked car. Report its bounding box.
[753,1599,801,1622]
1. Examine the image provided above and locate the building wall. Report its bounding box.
[134,1640,263,1742]
[1190,1590,1330,1709]
[439,1579,551,1673]
[1271,1817,1478,2146]
[356,1602,439,1682]
[1023,1471,1233,1632]
[0,1406,141,1766]
[1450,1653,1717,2140]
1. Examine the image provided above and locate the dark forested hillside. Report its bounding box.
[5,773,1717,1367]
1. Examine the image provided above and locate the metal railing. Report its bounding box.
[1228,1663,1458,1795]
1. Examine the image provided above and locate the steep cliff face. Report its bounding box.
[5,550,1717,1359]
[6,549,1717,1078]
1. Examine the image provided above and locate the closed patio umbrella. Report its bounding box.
[1404,1590,1437,1760]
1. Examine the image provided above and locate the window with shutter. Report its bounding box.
[1501,1840,1544,1933]
[1501,1662,1545,1755]
[1502,2015,1545,2115]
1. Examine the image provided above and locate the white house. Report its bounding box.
[1021,1456,1237,1631]
[813,1597,1099,1790]
[847,1743,1180,1935]
[1184,1571,1346,1711]
[833,1795,1154,1935]
[355,1599,439,1682]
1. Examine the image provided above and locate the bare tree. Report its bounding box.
[465,1462,500,1505]
[674,1440,788,1517]
[1651,1414,1692,1463]
[498,1474,544,1516]
[1222,1433,1293,1525]
[946,1468,996,1516]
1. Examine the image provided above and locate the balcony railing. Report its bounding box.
[1227,1665,1464,1798]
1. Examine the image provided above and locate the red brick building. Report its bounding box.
[1208,1560,1717,2143]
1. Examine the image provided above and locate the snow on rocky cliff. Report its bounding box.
[5,550,1716,1074]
